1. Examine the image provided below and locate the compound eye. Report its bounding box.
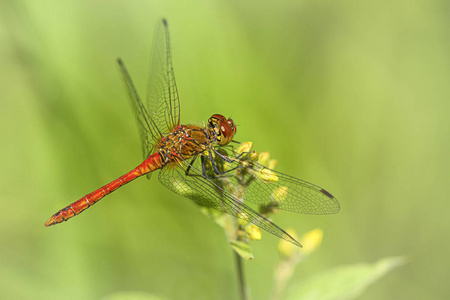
[227,119,237,134]
[211,114,227,122]
[217,118,236,145]
[219,122,232,139]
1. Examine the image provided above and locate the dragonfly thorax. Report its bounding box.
[158,125,211,162]
[157,115,236,163]
[208,114,236,146]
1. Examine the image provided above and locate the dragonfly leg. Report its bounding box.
[184,154,221,179]
[212,148,234,163]
[208,149,223,175]
[213,147,255,162]
[234,150,254,160]
[184,155,225,179]
[183,149,244,180]
[185,154,198,175]
[200,155,224,178]
[207,149,243,176]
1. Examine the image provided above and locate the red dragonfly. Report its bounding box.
[45,19,340,246]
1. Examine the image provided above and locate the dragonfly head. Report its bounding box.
[208,114,237,146]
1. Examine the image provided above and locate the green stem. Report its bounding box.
[235,250,248,300]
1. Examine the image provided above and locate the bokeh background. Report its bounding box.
[1,0,448,299]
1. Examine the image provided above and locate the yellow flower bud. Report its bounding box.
[272,186,288,204]
[268,159,278,169]
[236,142,253,155]
[237,218,248,226]
[258,151,270,165]
[241,161,250,168]
[250,151,259,161]
[300,228,323,255]
[255,168,279,183]
[238,211,250,224]
[245,224,262,241]
[278,228,299,258]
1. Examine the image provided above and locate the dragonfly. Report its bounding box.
[44,19,340,246]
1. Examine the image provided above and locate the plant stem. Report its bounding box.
[235,251,248,300]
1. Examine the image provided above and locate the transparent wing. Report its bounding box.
[146,19,180,139]
[117,19,179,179]
[245,166,340,214]
[158,159,301,246]
[117,59,159,163]
[218,148,340,214]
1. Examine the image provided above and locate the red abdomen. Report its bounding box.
[45,153,163,226]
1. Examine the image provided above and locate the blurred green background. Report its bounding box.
[1,0,448,299]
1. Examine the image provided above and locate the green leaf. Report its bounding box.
[102,291,166,300]
[284,256,407,300]
[230,240,254,260]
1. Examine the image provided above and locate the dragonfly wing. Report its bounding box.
[256,169,341,215]
[215,149,340,214]
[158,159,301,246]
[118,59,158,168]
[146,19,180,137]
[244,164,340,214]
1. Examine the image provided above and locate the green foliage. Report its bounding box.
[230,241,254,261]
[284,256,406,300]
[103,292,166,300]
